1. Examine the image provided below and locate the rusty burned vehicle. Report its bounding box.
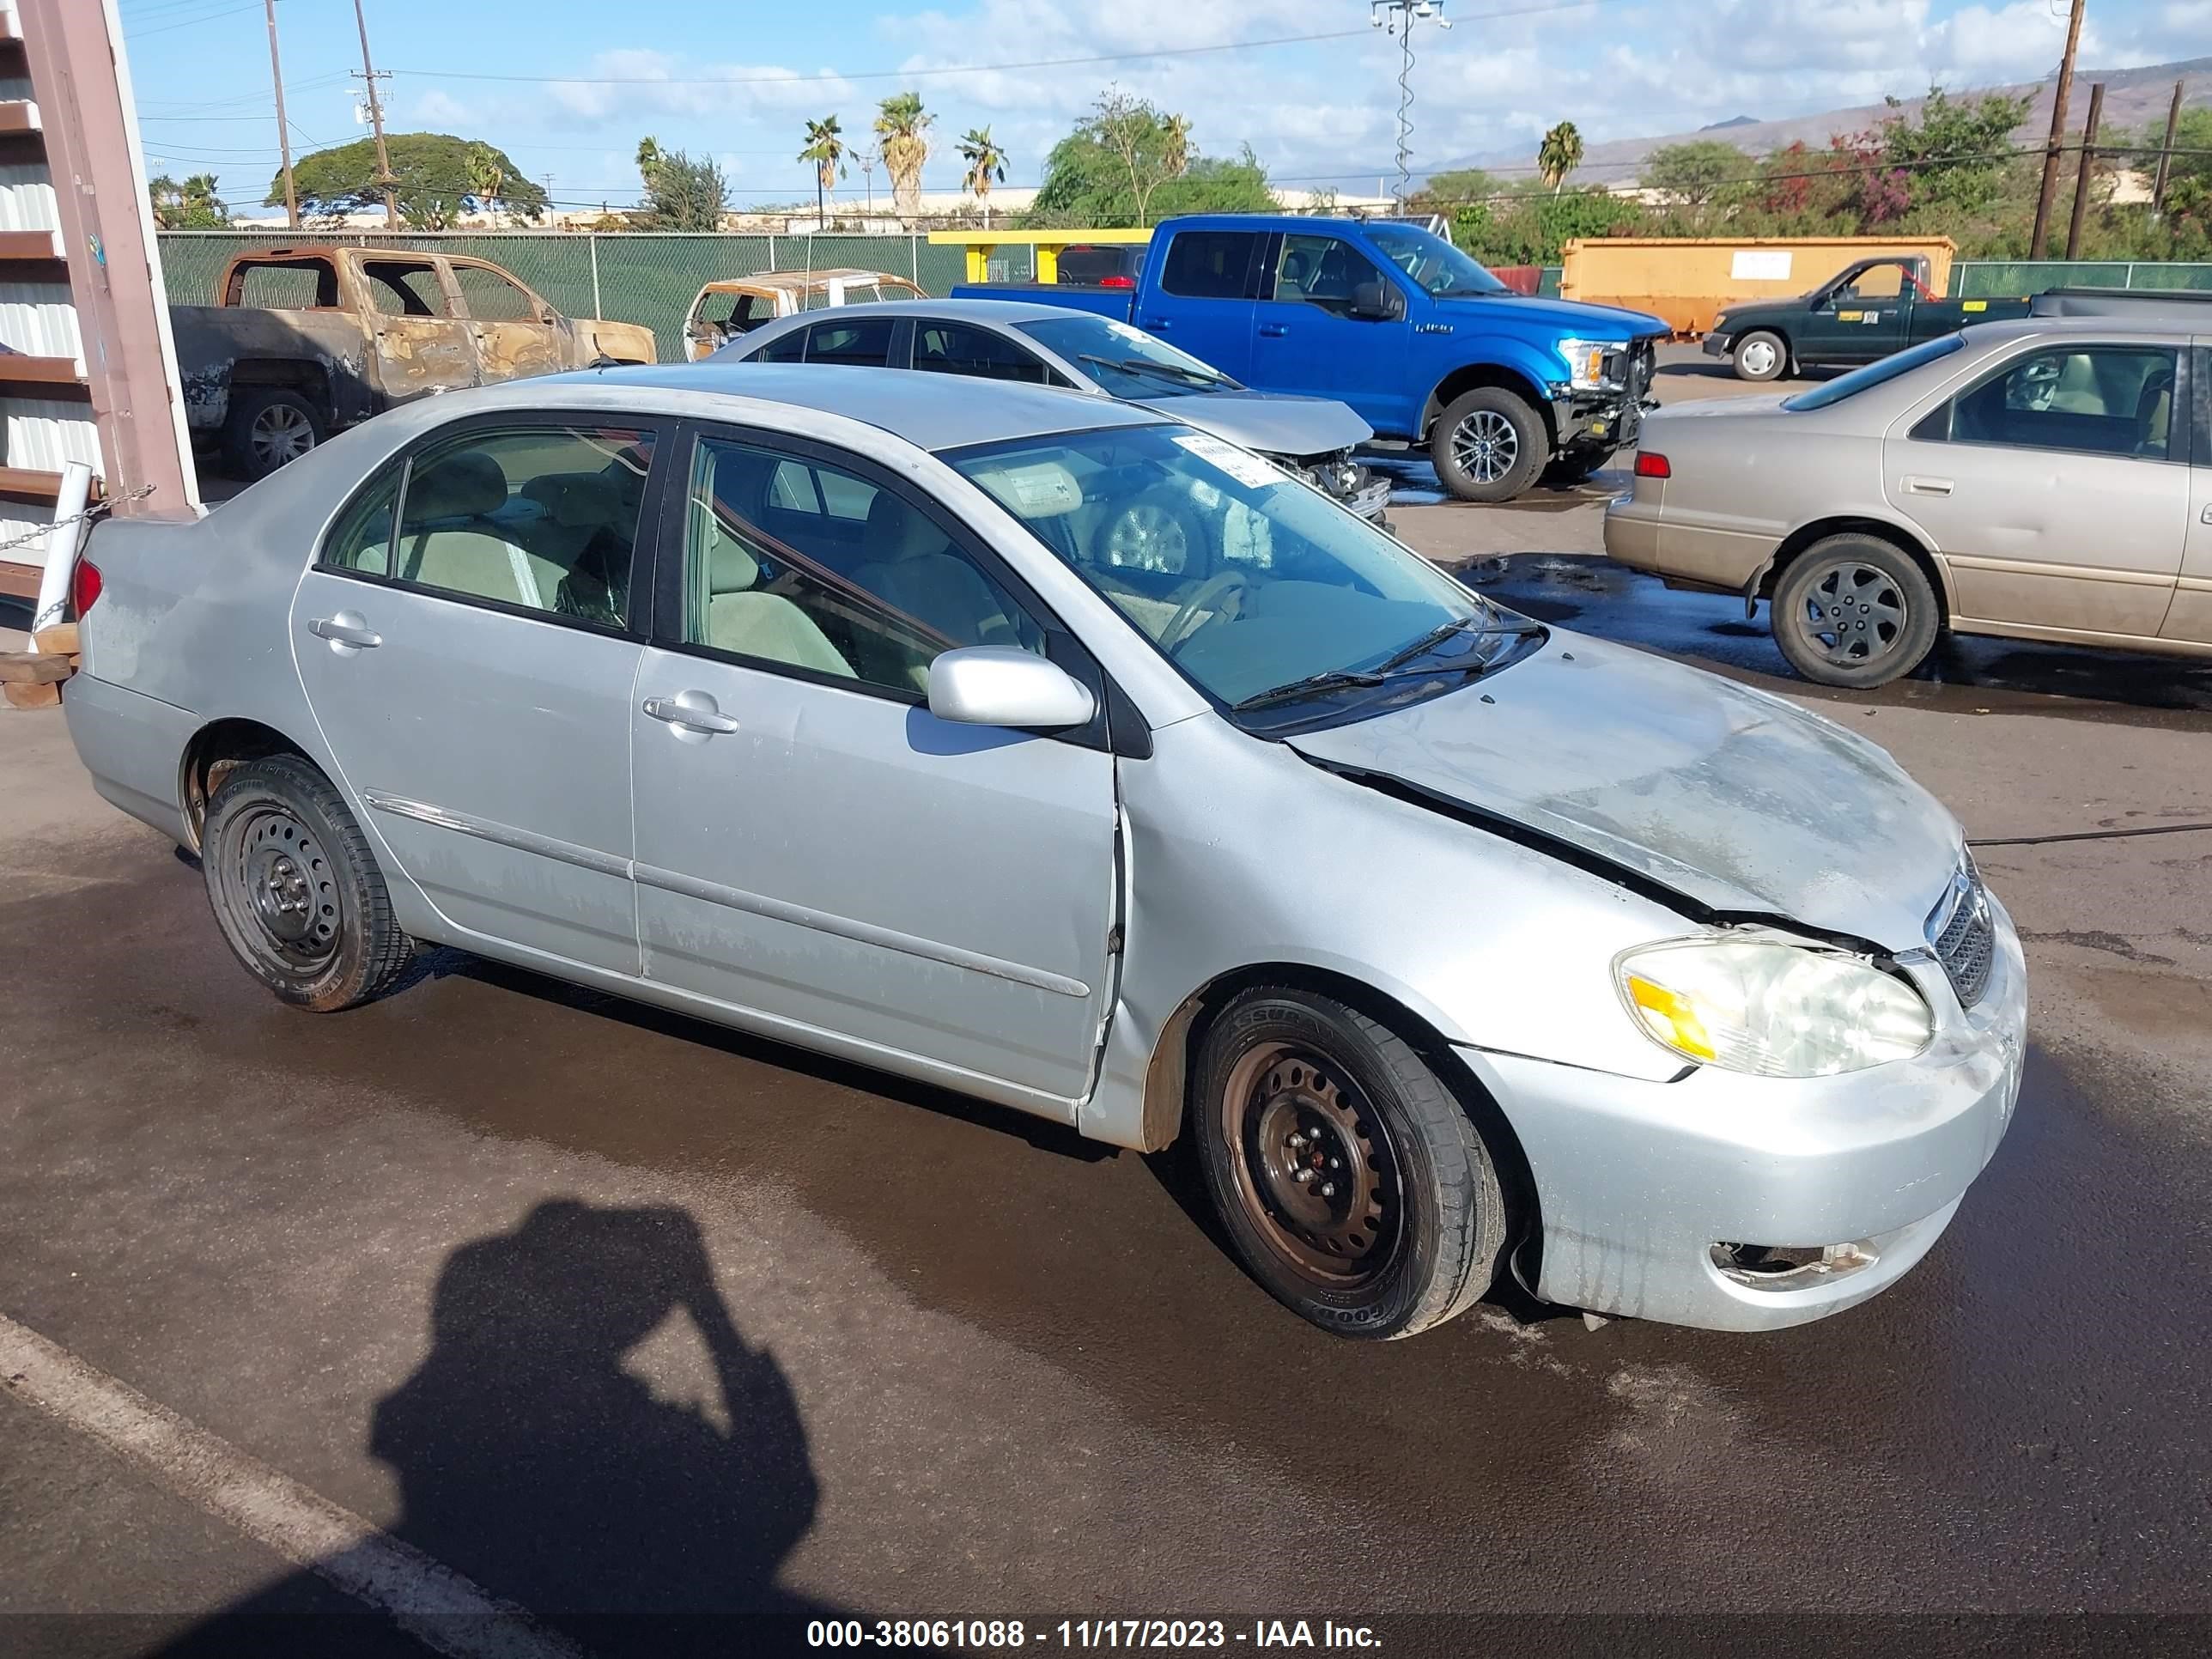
[171,247,657,480]
[681,270,927,360]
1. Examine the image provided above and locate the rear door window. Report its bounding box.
[453,264,540,322]
[805,319,895,366]
[363,262,453,319]
[1160,232,1261,300]
[1944,345,2179,461]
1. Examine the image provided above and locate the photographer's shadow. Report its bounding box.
[163,1199,839,1656]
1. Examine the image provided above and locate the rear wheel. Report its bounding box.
[222,388,324,480]
[1194,988,1507,1340]
[1431,387,1547,503]
[203,754,414,1012]
[1771,534,1941,688]
[1732,330,1789,383]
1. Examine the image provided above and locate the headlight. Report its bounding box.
[1558,337,1626,391]
[1615,938,1933,1077]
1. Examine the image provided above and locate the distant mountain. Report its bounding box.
[1421,55,2212,188]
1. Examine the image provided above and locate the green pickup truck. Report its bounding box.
[1702,256,2031,381]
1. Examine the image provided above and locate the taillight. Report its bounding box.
[1635,452,1671,479]
[1100,274,1135,289]
[72,556,102,616]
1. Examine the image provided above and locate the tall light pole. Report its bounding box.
[1370,1,1451,206]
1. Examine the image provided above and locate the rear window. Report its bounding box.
[1783,334,1966,411]
[1057,245,1140,287]
[1160,231,1260,301]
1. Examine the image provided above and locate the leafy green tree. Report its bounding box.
[635,137,664,191]
[799,116,848,223]
[274,135,545,230]
[150,173,228,228]
[1025,91,1255,228]
[957,126,1007,227]
[875,92,933,227]
[1876,86,2033,219]
[1641,140,1751,207]
[1456,188,1640,264]
[1537,120,1584,192]
[641,149,729,231]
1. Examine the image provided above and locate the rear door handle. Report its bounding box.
[1139,316,1170,331]
[643,692,740,736]
[1257,323,1290,338]
[1904,476,1954,496]
[2200,503,2212,526]
[308,612,381,650]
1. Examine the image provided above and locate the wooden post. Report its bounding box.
[2151,78,2184,216]
[2030,0,2086,258]
[264,0,297,228]
[2064,82,2104,262]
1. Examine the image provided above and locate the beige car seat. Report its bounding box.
[398,453,551,608]
[696,501,854,678]
[852,492,1014,648]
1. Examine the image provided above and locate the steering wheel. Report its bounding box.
[1158,569,1252,658]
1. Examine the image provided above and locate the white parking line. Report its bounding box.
[0,1310,588,1659]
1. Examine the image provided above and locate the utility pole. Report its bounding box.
[264,0,297,228]
[1370,1,1453,207]
[2029,0,2086,258]
[350,0,398,228]
[2064,81,2103,260]
[2151,77,2184,215]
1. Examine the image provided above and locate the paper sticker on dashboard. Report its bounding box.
[1174,433,1286,490]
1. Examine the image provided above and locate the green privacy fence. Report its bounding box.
[154,232,996,363]
[1952,260,2212,298]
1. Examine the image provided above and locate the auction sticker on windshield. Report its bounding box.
[1173,433,1285,490]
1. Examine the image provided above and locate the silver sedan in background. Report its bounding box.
[61,364,2022,1340]
[1607,317,2209,687]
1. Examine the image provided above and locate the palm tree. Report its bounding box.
[149,172,228,228]
[1162,112,1192,182]
[957,126,1006,227]
[465,142,506,228]
[799,115,848,226]
[874,90,933,228]
[635,137,664,193]
[1537,120,1584,193]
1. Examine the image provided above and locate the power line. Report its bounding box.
[125,3,264,39]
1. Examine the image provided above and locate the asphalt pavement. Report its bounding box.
[3,349,2209,1656]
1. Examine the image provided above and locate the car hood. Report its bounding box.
[1285,631,1962,951]
[1134,390,1373,459]
[1439,293,1668,338]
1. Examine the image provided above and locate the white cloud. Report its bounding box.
[543,49,855,124]
[410,88,477,130]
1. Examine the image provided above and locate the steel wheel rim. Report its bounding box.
[1218,1042,1401,1287]
[1739,337,1780,378]
[1103,503,1189,574]
[251,404,315,467]
[1796,561,1907,667]
[224,805,340,971]
[1449,409,1519,483]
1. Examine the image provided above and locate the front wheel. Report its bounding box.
[1732,330,1789,382]
[203,755,415,1012]
[1770,534,1941,688]
[1194,988,1507,1340]
[1431,387,1547,503]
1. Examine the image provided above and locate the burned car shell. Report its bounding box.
[716,298,1390,522]
[63,367,2021,1333]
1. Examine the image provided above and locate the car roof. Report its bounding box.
[1960,315,2202,345]
[743,295,1103,327]
[529,361,1165,451]
[700,269,917,295]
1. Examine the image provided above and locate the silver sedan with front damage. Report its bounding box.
[60,364,2025,1339]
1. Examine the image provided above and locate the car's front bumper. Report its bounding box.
[1461,897,2027,1332]
[1703,331,1734,357]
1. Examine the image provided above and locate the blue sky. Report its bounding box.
[118,0,2209,216]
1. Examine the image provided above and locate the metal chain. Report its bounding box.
[0,484,156,560]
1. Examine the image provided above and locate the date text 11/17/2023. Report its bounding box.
[805,1619,1383,1649]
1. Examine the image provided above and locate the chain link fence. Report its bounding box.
[154,232,1001,362]
[1953,260,2212,297]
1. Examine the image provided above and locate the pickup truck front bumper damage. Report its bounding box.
[1553,388,1655,457]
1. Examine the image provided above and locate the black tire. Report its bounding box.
[1732,329,1790,383]
[222,387,325,481]
[1770,533,1942,689]
[1194,988,1507,1340]
[202,754,413,1012]
[1542,443,1617,486]
[1430,386,1547,503]
[1091,486,1210,576]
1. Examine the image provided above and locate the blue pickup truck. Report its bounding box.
[953,215,1669,502]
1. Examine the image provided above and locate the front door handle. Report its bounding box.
[643,692,740,736]
[1904,476,1954,496]
[1257,323,1290,338]
[308,612,381,651]
[2200,503,2212,526]
[1139,316,1170,331]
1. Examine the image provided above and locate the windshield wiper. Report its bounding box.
[1231,668,1390,712]
[1077,352,1229,391]
[1371,613,1540,674]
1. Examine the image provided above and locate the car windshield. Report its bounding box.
[1783,333,1966,410]
[1015,314,1237,398]
[1364,223,1509,297]
[949,424,1539,728]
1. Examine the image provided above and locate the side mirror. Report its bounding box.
[927,647,1097,730]
[1348,281,1402,322]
